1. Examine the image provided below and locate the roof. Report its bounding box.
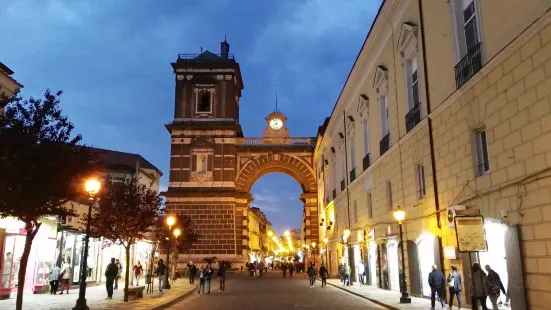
[85,146,163,176]
[0,61,23,89]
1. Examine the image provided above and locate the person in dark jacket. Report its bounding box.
[307,263,316,288]
[282,263,288,278]
[217,261,226,293]
[428,264,446,309]
[319,263,329,288]
[156,259,167,294]
[289,263,295,277]
[485,265,506,310]
[104,257,118,300]
[447,264,463,309]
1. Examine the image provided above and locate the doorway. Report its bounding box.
[478,221,509,309]
[417,233,436,297]
[387,241,400,292]
[369,243,378,286]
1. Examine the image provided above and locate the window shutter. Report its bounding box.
[191,154,197,172]
[207,154,213,171]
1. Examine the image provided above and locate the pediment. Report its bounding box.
[397,22,418,54]
[357,94,369,117]
[373,65,388,90]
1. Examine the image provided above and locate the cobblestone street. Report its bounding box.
[167,272,387,310]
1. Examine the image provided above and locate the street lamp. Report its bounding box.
[268,231,273,237]
[393,206,411,304]
[284,230,290,237]
[164,215,176,289]
[73,179,100,310]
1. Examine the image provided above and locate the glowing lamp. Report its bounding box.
[393,206,406,223]
[85,179,100,197]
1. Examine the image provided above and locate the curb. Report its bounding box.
[324,280,399,310]
[149,283,198,310]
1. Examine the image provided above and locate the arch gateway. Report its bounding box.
[164,41,319,268]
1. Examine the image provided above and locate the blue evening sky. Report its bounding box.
[1,0,380,236]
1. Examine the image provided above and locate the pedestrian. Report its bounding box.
[428,264,446,309]
[191,263,197,284]
[104,257,118,300]
[133,260,143,286]
[307,263,316,288]
[485,265,506,310]
[338,263,344,283]
[59,262,72,294]
[186,261,195,284]
[156,259,167,294]
[258,261,265,279]
[217,261,226,293]
[470,263,489,310]
[114,259,123,289]
[357,261,365,287]
[343,263,351,286]
[447,264,463,310]
[49,265,61,294]
[282,262,287,278]
[289,262,295,277]
[319,262,329,288]
[205,264,213,293]
[248,262,255,277]
[198,265,206,294]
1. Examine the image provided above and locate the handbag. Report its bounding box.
[448,274,455,288]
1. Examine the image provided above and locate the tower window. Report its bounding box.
[197,91,212,113]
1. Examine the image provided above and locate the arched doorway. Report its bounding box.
[387,240,400,292]
[417,232,436,297]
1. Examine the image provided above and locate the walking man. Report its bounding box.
[343,263,351,286]
[205,264,213,293]
[49,265,61,294]
[217,261,226,293]
[319,262,329,288]
[428,264,446,310]
[357,261,365,287]
[156,259,167,294]
[448,264,463,310]
[104,258,118,300]
[485,265,506,310]
[258,261,265,279]
[307,263,316,288]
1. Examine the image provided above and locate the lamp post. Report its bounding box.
[164,216,175,289]
[323,238,328,267]
[393,206,411,304]
[73,179,100,310]
[172,228,181,282]
[311,242,318,266]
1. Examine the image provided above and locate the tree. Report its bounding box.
[89,178,162,302]
[0,90,96,310]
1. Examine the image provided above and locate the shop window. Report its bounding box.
[475,127,490,176]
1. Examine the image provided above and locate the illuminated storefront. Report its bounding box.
[0,217,57,297]
[54,229,102,284]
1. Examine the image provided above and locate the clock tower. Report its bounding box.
[262,111,290,140]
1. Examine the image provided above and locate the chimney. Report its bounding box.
[221,40,230,59]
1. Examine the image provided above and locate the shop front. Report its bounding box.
[55,228,102,284]
[0,217,58,298]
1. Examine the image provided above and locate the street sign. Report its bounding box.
[454,215,488,252]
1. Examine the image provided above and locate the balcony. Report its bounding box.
[349,168,356,183]
[332,189,337,200]
[363,153,371,171]
[405,104,421,133]
[454,42,482,89]
[380,133,390,156]
[340,179,345,191]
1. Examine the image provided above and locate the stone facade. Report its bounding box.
[0,61,23,115]
[164,42,319,269]
[315,0,551,309]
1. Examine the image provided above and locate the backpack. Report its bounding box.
[487,278,501,296]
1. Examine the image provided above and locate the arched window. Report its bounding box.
[198,91,211,113]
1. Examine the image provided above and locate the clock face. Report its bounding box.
[269,118,283,130]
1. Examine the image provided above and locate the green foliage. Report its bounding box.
[203,256,217,263]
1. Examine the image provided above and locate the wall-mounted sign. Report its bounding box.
[443,246,457,259]
[455,215,488,252]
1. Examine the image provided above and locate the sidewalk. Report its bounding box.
[324,278,432,310]
[0,279,197,310]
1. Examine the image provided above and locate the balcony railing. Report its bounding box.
[332,189,337,200]
[380,133,390,156]
[236,137,314,146]
[177,53,235,61]
[405,104,421,133]
[363,153,371,171]
[340,179,345,191]
[454,42,482,89]
[349,168,356,183]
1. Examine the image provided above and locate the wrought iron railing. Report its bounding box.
[236,137,314,146]
[332,189,337,200]
[349,168,356,183]
[454,42,482,89]
[405,104,421,133]
[380,133,390,156]
[363,153,371,171]
[178,53,235,60]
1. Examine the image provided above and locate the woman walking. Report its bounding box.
[470,263,489,310]
[133,260,143,286]
[59,262,72,294]
[205,264,213,294]
[198,265,206,294]
[217,261,226,293]
[447,264,463,309]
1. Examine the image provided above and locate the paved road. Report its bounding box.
[167,271,386,310]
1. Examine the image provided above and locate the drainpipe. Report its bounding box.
[342,111,356,282]
[418,0,445,271]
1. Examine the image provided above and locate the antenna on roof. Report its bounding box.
[275,91,278,112]
[224,34,227,42]
[200,46,203,53]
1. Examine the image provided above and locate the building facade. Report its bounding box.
[314,0,551,309]
[0,61,22,115]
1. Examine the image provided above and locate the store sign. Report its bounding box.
[443,246,457,259]
[455,215,488,252]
